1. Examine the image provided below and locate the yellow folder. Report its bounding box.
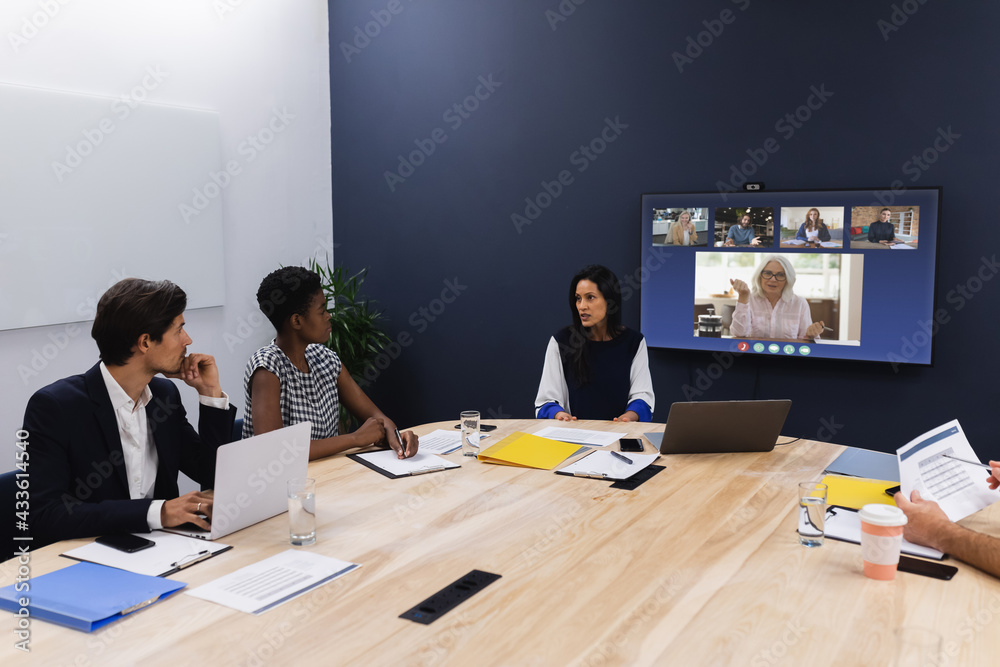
[821,474,898,509]
[477,432,584,470]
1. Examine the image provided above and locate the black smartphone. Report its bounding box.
[454,424,497,431]
[96,534,155,553]
[897,555,957,580]
[885,485,901,497]
[619,438,644,453]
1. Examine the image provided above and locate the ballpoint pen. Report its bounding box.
[610,450,633,465]
[410,465,445,476]
[941,453,992,470]
[171,550,211,570]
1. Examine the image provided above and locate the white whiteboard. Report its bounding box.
[0,83,225,330]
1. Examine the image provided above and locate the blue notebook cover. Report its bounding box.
[825,447,900,483]
[0,562,185,632]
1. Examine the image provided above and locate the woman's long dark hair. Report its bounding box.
[561,265,623,385]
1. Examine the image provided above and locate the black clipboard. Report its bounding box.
[61,541,234,577]
[347,453,458,479]
[554,463,665,490]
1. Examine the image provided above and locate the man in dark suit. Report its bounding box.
[25,278,236,546]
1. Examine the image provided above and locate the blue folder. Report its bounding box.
[824,447,900,483]
[0,562,185,632]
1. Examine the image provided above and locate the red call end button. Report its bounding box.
[737,342,750,352]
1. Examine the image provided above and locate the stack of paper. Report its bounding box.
[532,426,628,447]
[416,429,465,454]
[477,432,585,469]
[186,550,359,615]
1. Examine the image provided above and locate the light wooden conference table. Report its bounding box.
[6,419,1000,666]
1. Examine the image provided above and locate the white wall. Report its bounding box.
[0,0,333,466]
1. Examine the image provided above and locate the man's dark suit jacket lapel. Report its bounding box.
[83,362,131,492]
[147,382,183,498]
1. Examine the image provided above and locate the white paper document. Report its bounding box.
[897,420,1000,522]
[824,507,944,560]
[415,429,463,454]
[356,450,459,477]
[557,451,659,480]
[63,531,231,577]
[187,550,360,614]
[532,426,629,448]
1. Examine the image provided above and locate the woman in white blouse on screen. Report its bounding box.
[729,254,825,340]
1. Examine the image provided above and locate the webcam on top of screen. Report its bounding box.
[744,183,765,191]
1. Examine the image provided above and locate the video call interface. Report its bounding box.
[640,188,941,366]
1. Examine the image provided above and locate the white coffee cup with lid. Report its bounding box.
[859,504,908,580]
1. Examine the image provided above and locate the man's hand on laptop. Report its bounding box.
[162,490,215,530]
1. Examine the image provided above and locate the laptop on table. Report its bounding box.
[163,422,311,540]
[653,400,792,455]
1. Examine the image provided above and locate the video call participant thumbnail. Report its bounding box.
[671,210,699,246]
[796,208,831,244]
[868,208,901,245]
[725,213,762,247]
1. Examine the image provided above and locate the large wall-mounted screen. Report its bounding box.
[640,187,941,366]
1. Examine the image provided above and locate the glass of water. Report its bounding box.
[461,411,480,457]
[288,478,316,546]
[797,482,828,547]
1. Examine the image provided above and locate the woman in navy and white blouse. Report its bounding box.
[534,265,654,422]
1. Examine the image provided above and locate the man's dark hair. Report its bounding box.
[256,266,323,332]
[91,279,187,366]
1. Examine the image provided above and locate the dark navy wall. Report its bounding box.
[329,1,1000,457]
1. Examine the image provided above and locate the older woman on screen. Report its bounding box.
[670,210,699,246]
[729,254,825,340]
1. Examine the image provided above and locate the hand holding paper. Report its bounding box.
[896,420,1000,522]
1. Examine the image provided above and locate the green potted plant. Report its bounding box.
[307,257,390,430]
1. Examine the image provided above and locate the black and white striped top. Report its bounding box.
[242,343,341,440]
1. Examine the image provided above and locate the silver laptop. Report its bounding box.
[163,422,311,540]
[658,400,792,454]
